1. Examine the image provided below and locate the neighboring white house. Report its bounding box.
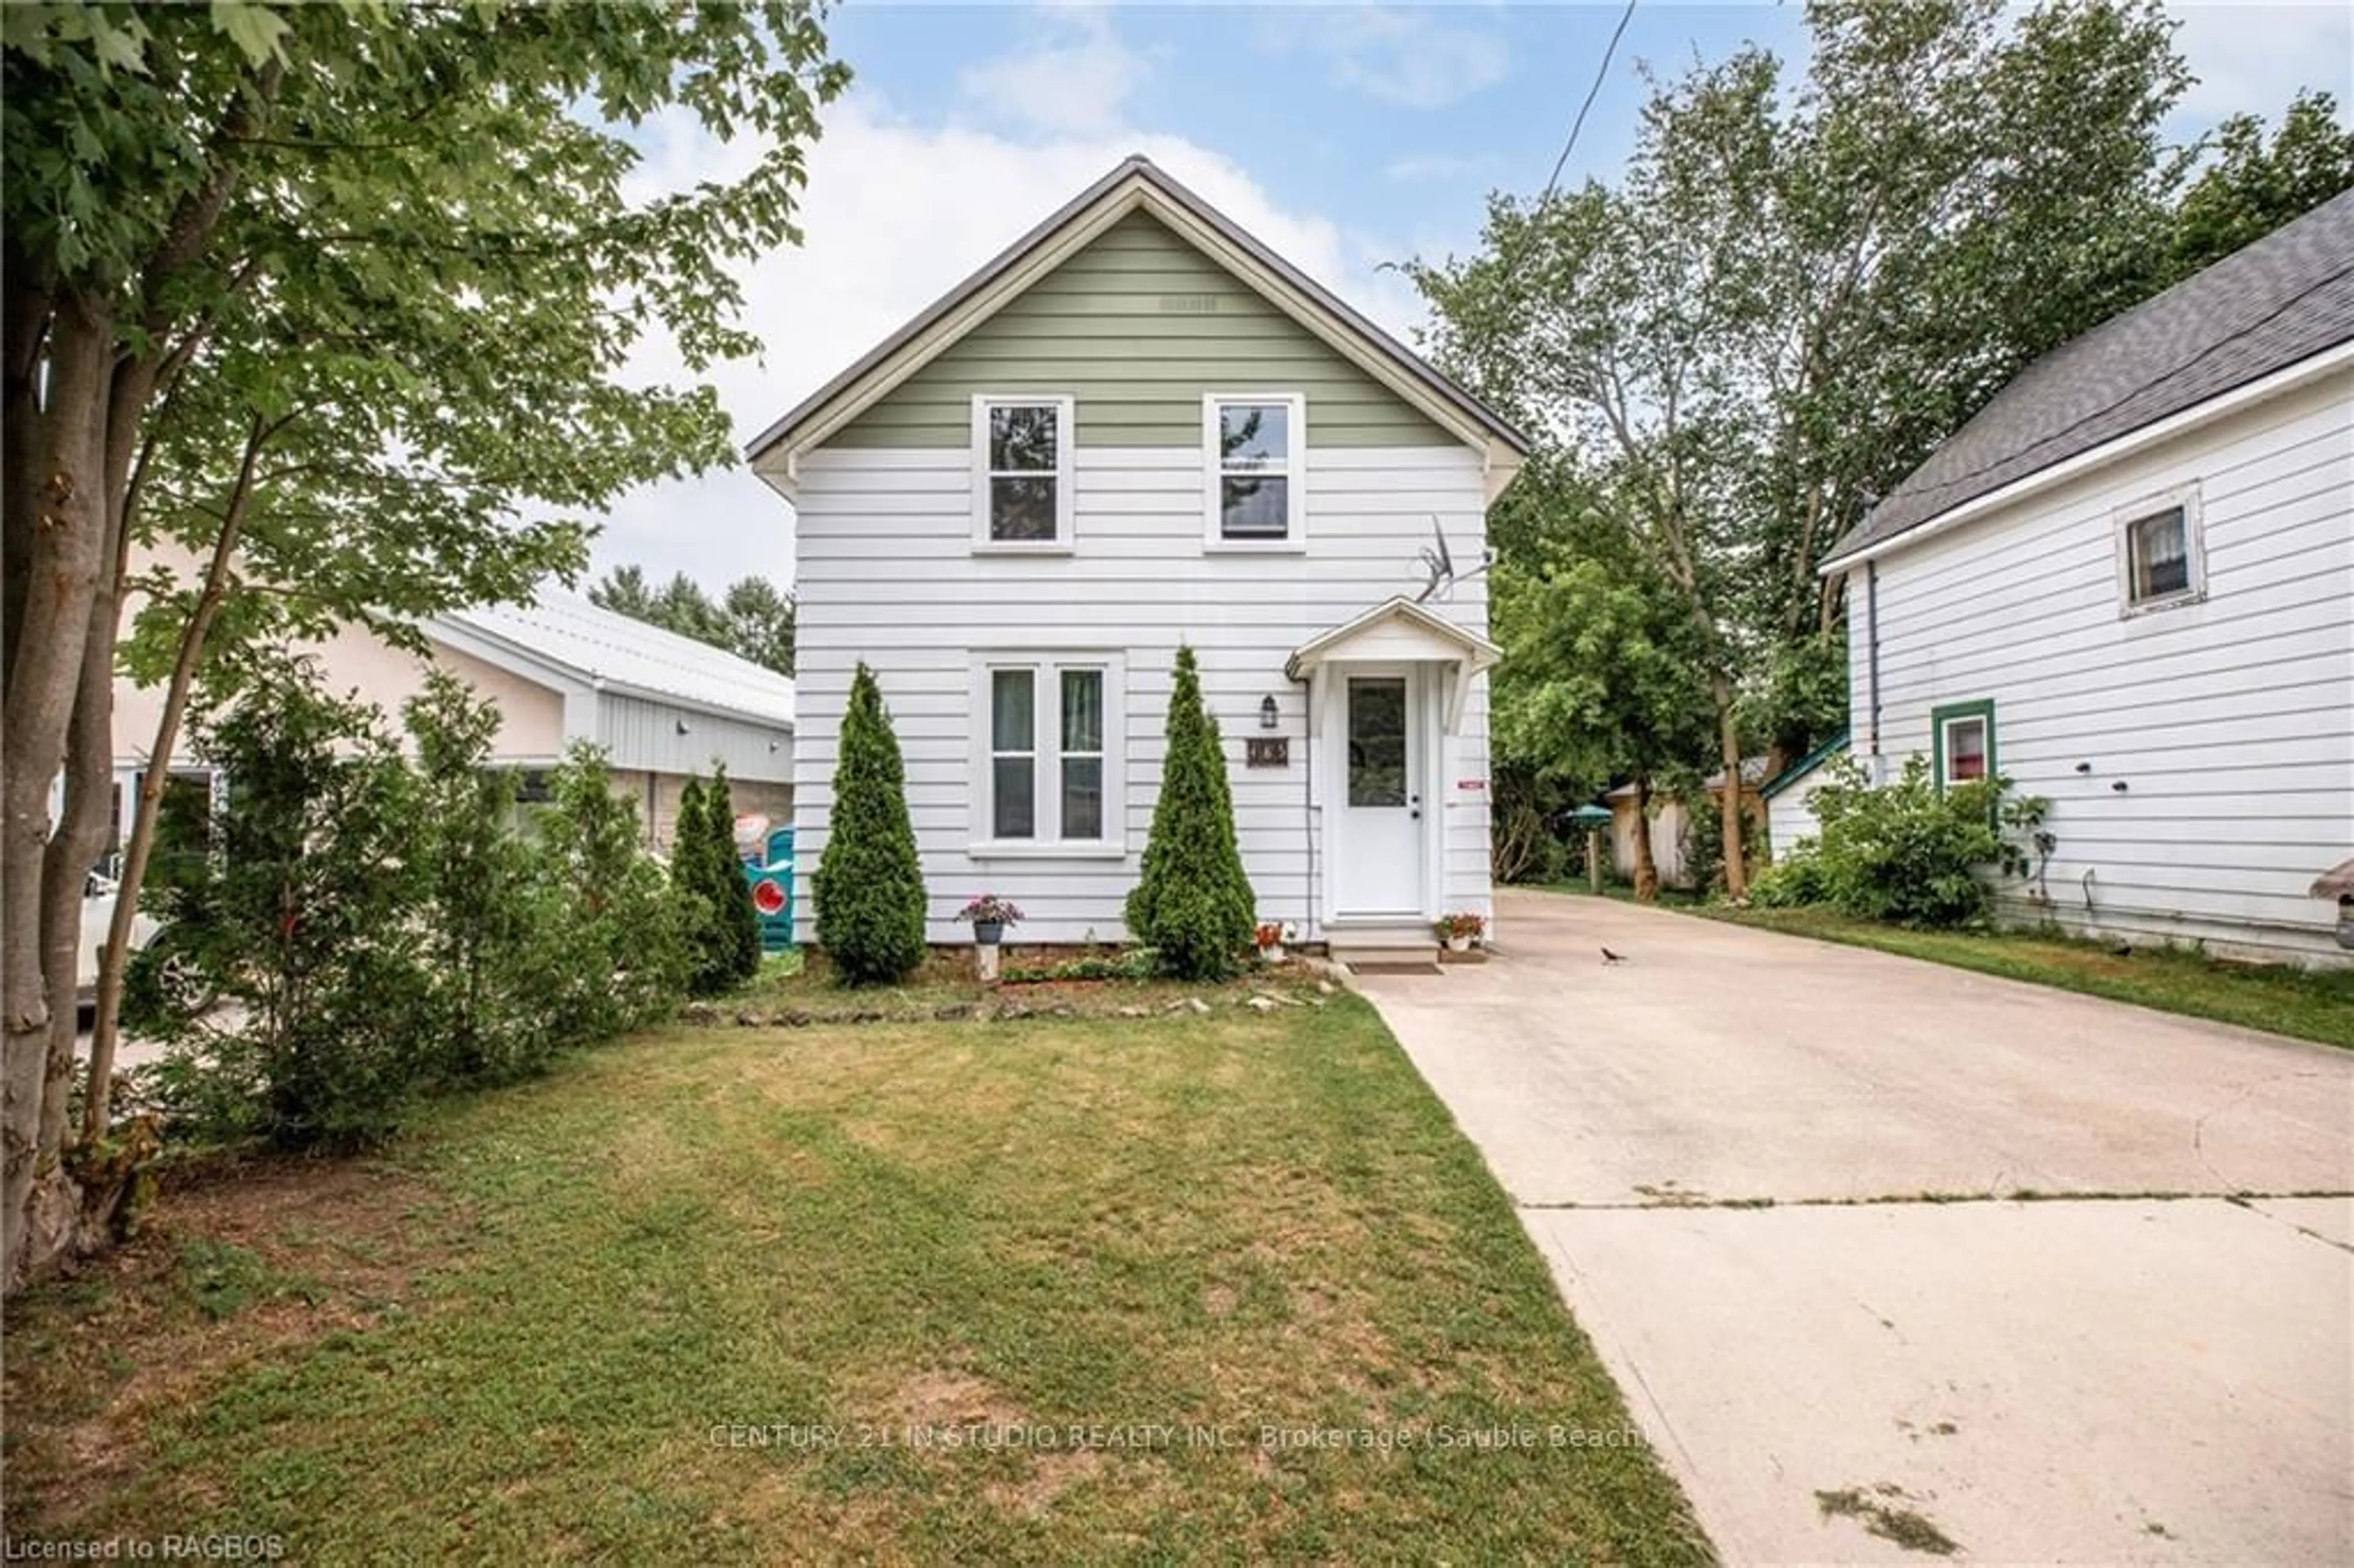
[1820,189,2354,965]
[109,582,796,854]
[749,157,1526,953]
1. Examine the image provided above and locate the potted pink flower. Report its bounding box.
[958,893,1023,946]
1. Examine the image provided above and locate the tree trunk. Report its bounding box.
[1629,775,1660,902]
[85,482,254,1140]
[2,292,113,1290]
[1710,671,1750,900]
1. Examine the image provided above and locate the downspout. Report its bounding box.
[1291,667,1317,943]
[1864,561,1883,782]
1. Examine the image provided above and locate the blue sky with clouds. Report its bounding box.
[596,1,2353,592]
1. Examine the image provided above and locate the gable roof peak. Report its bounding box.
[745,156,1528,487]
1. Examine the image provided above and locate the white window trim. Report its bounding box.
[2113,481,2205,617]
[971,394,1076,554]
[967,652,1127,858]
[1202,391,1307,553]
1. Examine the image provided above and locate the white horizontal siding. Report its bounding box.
[1849,370,2353,964]
[792,443,1493,943]
[1766,769,1835,859]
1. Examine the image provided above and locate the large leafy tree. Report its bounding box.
[2168,89,2354,278]
[1487,465,1716,897]
[590,564,796,675]
[1,1,847,1287]
[1412,0,2189,897]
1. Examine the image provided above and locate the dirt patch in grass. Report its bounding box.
[5,1152,467,1533]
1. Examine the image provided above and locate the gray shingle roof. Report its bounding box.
[1826,187,2354,565]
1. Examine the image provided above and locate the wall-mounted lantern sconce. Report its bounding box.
[676,718,692,736]
[1259,695,1279,731]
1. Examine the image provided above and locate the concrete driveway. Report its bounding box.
[1358,890,2354,1564]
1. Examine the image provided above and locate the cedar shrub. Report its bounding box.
[813,661,928,984]
[1126,645,1255,978]
[704,764,763,986]
[674,767,761,995]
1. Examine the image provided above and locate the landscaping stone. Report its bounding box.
[1245,995,1279,1013]
[734,1011,769,1027]
[682,1002,720,1025]
[933,1003,978,1022]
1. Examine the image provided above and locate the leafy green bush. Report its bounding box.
[1767,756,2040,929]
[1748,840,1834,908]
[132,674,685,1149]
[404,672,554,1083]
[130,662,436,1149]
[813,662,928,984]
[528,741,685,1038]
[1126,645,1255,979]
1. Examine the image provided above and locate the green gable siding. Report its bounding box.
[829,212,1453,450]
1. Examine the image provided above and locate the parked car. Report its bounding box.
[77,869,161,1006]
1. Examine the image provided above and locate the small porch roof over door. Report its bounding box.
[1286,596,1501,733]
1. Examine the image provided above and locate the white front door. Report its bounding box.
[1334,670,1426,918]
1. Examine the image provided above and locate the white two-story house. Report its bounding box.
[750,158,1526,952]
[1812,188,2353,965]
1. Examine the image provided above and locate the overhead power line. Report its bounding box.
[1541,0,1639,205]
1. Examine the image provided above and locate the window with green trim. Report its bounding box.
[1930,700,1997,792]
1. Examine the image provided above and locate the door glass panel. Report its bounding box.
[1347,677,1407,808]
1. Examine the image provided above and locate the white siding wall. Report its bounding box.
[1766,768,1837,859]
[1847,371,2353,964]
[792,444,1492,943]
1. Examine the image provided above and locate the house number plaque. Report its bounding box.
[1246,737,1290,768]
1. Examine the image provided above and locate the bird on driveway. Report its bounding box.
[1601,946,1626,965]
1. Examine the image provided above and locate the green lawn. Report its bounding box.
[1701,904,2354,1051]
[4,997,1708,1564]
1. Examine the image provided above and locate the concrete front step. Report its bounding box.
[1330,941,1442,975]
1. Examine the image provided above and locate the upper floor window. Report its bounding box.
[972,395,1073,550]
[1204,393,1305,550]
[2116,485,2203,614]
